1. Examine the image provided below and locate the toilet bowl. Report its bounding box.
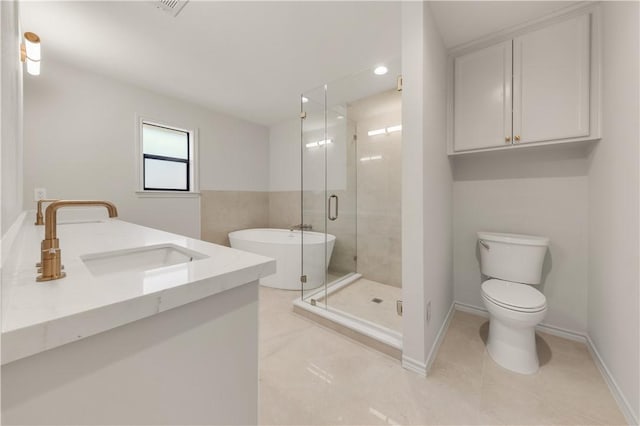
[481,279,547,374]
[477,232,550,375]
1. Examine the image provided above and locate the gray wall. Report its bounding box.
[587,2,639,421]
[452,146,590,333]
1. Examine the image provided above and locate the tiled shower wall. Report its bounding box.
[350,90,402,287]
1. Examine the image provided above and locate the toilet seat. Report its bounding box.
[481,279,546,312]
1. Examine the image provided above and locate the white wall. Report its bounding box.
[269,119,300,192]
[453,147,590,333]
[1,0,23,237]
[420,2,454,369]
[24,59,269,238]
[401,1,453,373]
[587,2,639,422]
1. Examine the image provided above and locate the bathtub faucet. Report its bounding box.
[289,224,312,231]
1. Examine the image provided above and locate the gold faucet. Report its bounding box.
[34,199,59,225]
[37,200,118,282]
[35,199,60,267]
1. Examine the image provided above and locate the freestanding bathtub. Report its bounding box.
[228,228,335,290]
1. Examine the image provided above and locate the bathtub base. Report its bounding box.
[229,228,335,291]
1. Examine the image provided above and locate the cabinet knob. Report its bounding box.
[505,136,511,143]
[515,135,521,142]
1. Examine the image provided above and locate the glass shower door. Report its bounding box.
[300,85,327,304]
[300,85,357,307]
[324,102,357,290]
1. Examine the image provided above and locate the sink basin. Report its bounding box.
[81,244,208,276]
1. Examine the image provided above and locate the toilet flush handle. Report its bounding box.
[479,240,490,250]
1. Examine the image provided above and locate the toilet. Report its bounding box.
[477,231,550,374]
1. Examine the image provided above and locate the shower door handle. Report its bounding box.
[328,194,338,221]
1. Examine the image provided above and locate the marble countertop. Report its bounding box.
[1,211,275,364]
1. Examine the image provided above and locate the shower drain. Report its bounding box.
[371,298,383,304]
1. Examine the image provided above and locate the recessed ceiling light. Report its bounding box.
[301,96,309,103]
[337,115,344,120]
[374,65,388,75]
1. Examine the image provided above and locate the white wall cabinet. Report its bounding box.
[454,41,513,151]
[513,14,591,144]
[451,9,599,154]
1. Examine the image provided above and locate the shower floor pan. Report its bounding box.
[293,273,402,360]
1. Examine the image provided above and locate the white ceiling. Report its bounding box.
[20,1,402,126]
[21,1,578,127]
[429,1,577,48]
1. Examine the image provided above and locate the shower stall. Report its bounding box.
[294,61,403,355]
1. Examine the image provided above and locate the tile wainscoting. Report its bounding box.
[201,191,269,246]
[201,189,401,288]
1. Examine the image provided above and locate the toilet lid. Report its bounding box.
[481,279,546,312]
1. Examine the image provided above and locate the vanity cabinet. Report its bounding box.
[451,10,598,154]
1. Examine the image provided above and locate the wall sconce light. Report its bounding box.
[20,32,41,76]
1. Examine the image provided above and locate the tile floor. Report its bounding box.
[321,277,402,333]
[259,287,626,425]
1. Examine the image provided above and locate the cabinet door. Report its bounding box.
[513,14,590,144]
[454,40,512,152]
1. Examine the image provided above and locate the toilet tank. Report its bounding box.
[477,232,549,285]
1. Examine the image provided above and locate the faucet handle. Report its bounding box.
[35,199,60,225]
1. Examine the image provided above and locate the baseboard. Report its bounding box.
[586,336,639,426]
[424,301,457,374]
[454,301,489,318]
[401,355,427,377]
[453,301,586,342]
[455,300,637,424]
[536,322,586,343]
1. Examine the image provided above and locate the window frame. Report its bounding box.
[135,115,199,198]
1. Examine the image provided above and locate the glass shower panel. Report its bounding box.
[324,101,357,288]
[300,85,328,304]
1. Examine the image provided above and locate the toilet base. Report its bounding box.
[486,315,540,374]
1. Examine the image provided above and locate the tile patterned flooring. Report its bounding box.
[259,287,626,425]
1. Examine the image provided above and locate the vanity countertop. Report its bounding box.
[1,212,275,364]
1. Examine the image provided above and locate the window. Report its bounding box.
[137,117,198,196]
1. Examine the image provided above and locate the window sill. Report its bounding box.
[135,191,201,199]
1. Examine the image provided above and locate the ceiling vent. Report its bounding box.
[152,0,189,17]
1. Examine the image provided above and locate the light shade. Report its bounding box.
[24,32,41,60]
[26,59,40,76]
[22,32,41,76]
